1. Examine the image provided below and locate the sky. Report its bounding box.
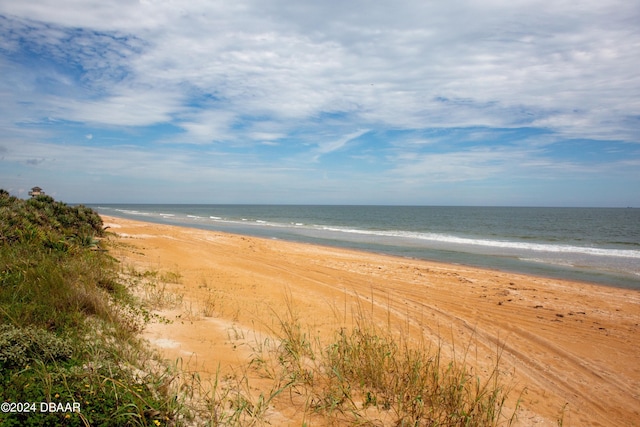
[1,0,639,206]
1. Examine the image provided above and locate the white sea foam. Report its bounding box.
[519,257,576,267]
[115,209,149,216]
[314,226,640,259]
[193,216,640,259]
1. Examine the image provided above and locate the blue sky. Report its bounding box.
[1,0,639,206]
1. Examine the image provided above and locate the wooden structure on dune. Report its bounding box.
[28,186,45,197]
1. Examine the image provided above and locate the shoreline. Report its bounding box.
[93,206,640,290]
[101,214,640,426]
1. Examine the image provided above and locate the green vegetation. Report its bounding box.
[0,191,178,426]
[246,300,518,426]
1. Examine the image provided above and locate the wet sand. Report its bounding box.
[102,215,640,426]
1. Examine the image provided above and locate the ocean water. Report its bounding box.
[91,205,640,289]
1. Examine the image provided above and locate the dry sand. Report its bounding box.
[102,215,640,426]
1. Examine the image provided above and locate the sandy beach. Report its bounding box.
[102,215,640,426]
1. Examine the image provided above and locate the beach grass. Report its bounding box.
[0,192,180,426]
[242,296,519,426]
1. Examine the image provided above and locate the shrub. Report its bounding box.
[0,324,73,369]
[0,191,178,426]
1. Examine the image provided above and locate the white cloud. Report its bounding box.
[64,90,184,127]
[0,0,638,204]
[2,0,638,141]
[175,109,237,144]
[315,129,368,156]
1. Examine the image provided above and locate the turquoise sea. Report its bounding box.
[91,205,640,289]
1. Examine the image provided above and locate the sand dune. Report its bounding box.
[102,215,640,426]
